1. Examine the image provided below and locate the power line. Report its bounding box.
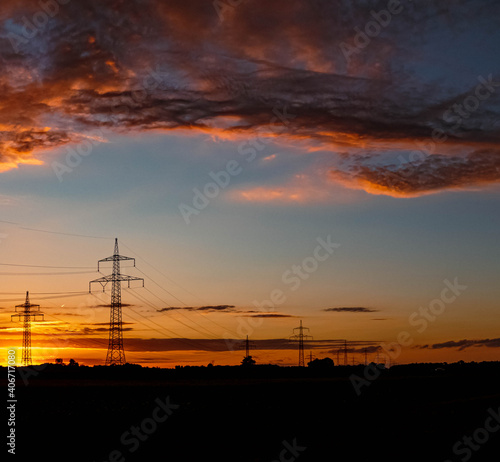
[0,293,90,302]
[133,263,239,338]
[125,288,219,340]
[41,311,108,364]
[0,218,112,240]
[0,271,97,276]
[120,241,205,304]
[141,286,222,339]
[119,293,218,352]
[122,290,230,352]
[119,241,239,336]
[0,263,95,269]
[19,227,112,240]
[0,291,88,295]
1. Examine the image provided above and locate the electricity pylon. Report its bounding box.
[289,320,313,367]
[243,335,257,358]
[11,291,44,366]
[89,238,144,366]
[244,335,257,357]
[239,335,256,365]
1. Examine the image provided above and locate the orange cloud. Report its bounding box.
[230,173,359,204]
[331,149,500,197]
[0,0,498,199]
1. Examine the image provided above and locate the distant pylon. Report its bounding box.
[11,291,44,366]
[90,238,144,366]
[289,320,313,367]
[240,335,256,361]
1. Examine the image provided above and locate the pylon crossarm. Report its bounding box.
[89,277,112,293]
[11,313,43,322]
[15,304,40,312]
[97,255,135,272]
[120,275,144,288]
[293,327,310,333]
[91,274,143,284]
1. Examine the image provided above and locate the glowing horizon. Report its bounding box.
[0,1,499,368]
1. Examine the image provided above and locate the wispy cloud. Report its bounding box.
[157,305,295,318]
[239,313,295,318]
[158,305,235,313]
[323,307,379,313]
[416,338,500,351]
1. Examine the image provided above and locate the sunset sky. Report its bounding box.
[0,0,499,367]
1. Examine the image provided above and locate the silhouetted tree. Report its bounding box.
[68,359,79,367]
[308,357,334,368]
[241,355,256,366]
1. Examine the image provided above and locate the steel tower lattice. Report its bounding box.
[11,291,44,366]
[289,320,313,367]
[90,238,144,365]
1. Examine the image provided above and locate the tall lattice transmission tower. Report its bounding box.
[90,238,144,366]
[11,291,44,366]
[289,320,313,367]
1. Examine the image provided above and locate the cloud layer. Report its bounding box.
[33,337,380,352]
[157,305,293,317]
[323,307,379,313]
[0,0,499,196]
[417,338,500,351]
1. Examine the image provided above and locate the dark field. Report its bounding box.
[5,362,500,462]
